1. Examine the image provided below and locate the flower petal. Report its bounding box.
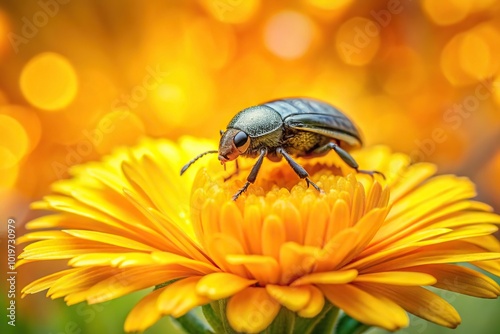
[266,284,311,311]
[262,214,286,259]
[227,287,280,333]
[196,272,257,299]
[226,254,280,284]
[206,233,248,277]
[406,264,500,298]
[320,284,409,331]
[279,242,318,284]
[358,283,461,328]
[157,276,211,317]
[124,288,163,332]
[291,269,358,286]
[354,271,436,286]
[297,285,325,318]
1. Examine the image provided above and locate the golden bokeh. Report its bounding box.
[336,17,381,66]
[422,0,471,26]
[0,0,497,210]
[20,52,78,111]
[264,11,317,60]
[0,114,29,168]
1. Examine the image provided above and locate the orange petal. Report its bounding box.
[291,269,358,286]
[196,272,257,299]
[325,199,350,241]
[157,276,211,318]
[21,268,78,297]
[124,288,163,332]
[320,284,409,331]
[85,266,195,304]
[271,199,303,244]
[226,287,280,333]
[206,233,248,278]
[358,283,461,328]
[220,201,249,253]
[266,284,311,311]
[242,204,264,255]
[226,254,280,284]
[406,264,500,298]
[298,285,325,318]
[279,242,319,284]
[261,214,285,259]
[354,271,436,286]
[304,198,330,247]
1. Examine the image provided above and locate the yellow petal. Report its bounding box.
[226,254,280,284]
[196,272,257,299]
[206,233,248,278]
[297,285,325,318]
[220,201,249,253]
[266,284,311,311]
[227,287,280,333]
[291,269,358,286]
[389,163,437,202]
[69,252,156,267]
[316,229,359,271]
[157,276,211,317]
[271,199,303,244]
[86,266,195,304]
[359,283,461,328]
[64,229,157,251]
[242,204,264,254]
[279,242,319,284]
[262,214,285,259]
[21,268,78,296]
[407,264,500,298]
[325,199,350,241]
[151,251,220,274]
[320,284,409,331]
[124,288,163,332]
[48,267,120,302]
[354,271,436,286]
[304,198,330,247]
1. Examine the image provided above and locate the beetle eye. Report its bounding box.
[233,131,250,153]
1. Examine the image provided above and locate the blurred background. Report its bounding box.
[0,0,499,333]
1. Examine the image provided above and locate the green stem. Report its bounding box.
[335,314,371,334]
[171,311,214,334]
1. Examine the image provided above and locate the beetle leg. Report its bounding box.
[233,148,267,200]
[180,150,218,175]
[313,142,385,179]
[277,148,323,194]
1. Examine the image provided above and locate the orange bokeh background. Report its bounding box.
[1,1,500,333]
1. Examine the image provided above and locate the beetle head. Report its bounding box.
[218,129,251,162]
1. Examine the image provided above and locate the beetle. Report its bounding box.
[181,97,381,200]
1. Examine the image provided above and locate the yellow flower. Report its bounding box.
[18,137,500,333]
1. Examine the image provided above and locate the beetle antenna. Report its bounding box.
[180,150,218,175]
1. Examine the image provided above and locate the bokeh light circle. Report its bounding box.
[20,52,79,111]
[307,0,354,11]
[422,0,471,26]
[264,11,316,60]
[0,114,30,168]
[336,17,381,66]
